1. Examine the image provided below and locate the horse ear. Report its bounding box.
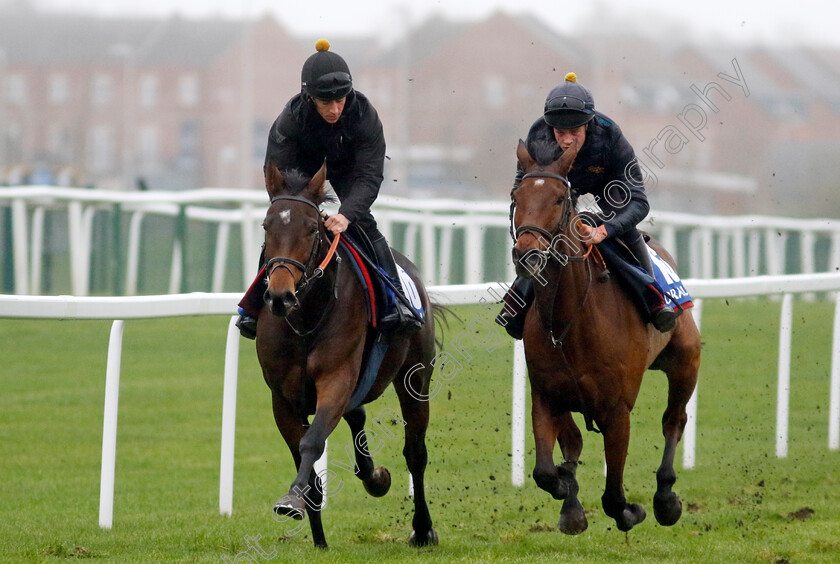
[264,163,285,199]
[516,139,535,170]
[556,139,581,176]
[305,161,327,202]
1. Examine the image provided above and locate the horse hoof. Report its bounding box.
[653,491,683,526]
[363,466,391,498]
[409,528,439,547]
[273,495,305,520]
[616,503,646,532]
[558,510,588,535]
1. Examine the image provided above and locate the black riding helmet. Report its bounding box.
[301,39,353,100]
[543,72,595,129]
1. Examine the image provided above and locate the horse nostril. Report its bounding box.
[281,292,299,311]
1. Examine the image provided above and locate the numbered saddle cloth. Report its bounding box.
[646,246,693,309]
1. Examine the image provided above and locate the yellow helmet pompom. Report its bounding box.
[315,39,330,52]
[565,72,578,83]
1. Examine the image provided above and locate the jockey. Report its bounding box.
[236,39,421,338]
[496,72,676,339]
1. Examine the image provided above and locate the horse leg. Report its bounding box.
[393,370,438,547]
[269,392,328,548]
[653,342,700,526]
[556,412,587,534]
[599,407,646,532]
[343,406,392,497]
[273,378,352,548]
[531,394,587,534]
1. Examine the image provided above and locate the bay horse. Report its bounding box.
[255,163,438,548]
[511,139,701,534]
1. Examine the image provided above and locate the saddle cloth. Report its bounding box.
[596,239,693,319]
[646,246,693,309]
[338,235,425,328]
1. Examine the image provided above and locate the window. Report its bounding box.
[7,74,26,105]
[484,75,507,109]
[49,74,69,105]
[140,75,158,108]
[178,75,200,107]
[138,126,158,166]
[92,74,112,107]
[253,121,266,164]
[88,126,113,172]
[178,120,198,170]
[47,125,71,161]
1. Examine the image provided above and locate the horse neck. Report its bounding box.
[532,226,594,324]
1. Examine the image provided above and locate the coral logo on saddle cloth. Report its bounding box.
[397,265,424,314]
[646,246,693,309]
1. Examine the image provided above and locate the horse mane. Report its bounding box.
[528,138,564,167]
[278,168,337,205]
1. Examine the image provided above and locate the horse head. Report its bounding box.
[262,162,328,318]
[511,138,581,278]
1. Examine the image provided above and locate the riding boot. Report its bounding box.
[371,236,422,334]
[236,246,265,340]
[494,276,535,340]
[625,232,675,333]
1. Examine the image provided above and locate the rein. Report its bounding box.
[513,170,605,432]
[265,195,340,293]
[264,195,342,337]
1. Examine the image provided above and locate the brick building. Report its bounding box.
[2,9,840,216]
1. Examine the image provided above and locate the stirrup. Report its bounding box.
[236,310,257,340]
[651,305,676,333]
[380,302,422,334]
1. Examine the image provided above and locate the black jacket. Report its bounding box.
[264,90,386,224]
[515,111,649,239]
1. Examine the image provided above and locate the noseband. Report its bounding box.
[264,195,325,293]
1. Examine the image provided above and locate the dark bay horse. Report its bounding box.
[255,163,438,548]
[511,139,701,534]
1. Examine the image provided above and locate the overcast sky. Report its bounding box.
[36,0,840,48]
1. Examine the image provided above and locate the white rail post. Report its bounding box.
[512,339,527,486]
[829,293,840,451]
[465,221,482,284]
[125,211,145,296]
[776,293,794,458]
[315,440,328,509]
[682,299,701,469]
[421,213,436,285]
[11,198,29,295]
[99,320,125,529]
[29,206,45,294]
[212,222,230,294]
[219,316,240,516]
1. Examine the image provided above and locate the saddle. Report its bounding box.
[596,238,693,318]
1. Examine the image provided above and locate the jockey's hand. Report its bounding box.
[325,213,349,235]
[577,223,608,245]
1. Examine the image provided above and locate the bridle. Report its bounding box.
[264,195,329,294]
[512,172,591,263]
[263,194,342,337]
[511,170,603,432]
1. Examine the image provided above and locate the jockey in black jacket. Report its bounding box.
[236,40,420,338]
[497,72,676,338]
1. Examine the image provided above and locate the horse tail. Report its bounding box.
[430,302,459,352]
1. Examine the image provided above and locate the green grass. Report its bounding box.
[1,299,839,562]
